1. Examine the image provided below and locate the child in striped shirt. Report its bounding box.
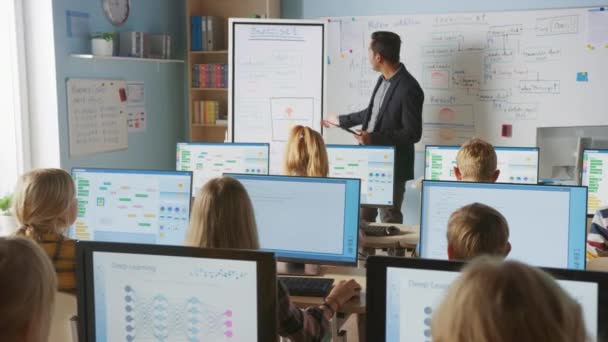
[12,168,78,293]
[587,207,608,259]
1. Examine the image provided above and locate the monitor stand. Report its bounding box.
[277,261,321,276]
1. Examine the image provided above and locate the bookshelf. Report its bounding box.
[186,0,280,142]
[70,54,184,64]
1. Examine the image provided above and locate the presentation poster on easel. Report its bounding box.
[67,79,128,157]
[229,19,325,174]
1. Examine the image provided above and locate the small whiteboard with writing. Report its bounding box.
[67,79,128,157]
[229,19,325,174]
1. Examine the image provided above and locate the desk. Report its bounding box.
[364,223,419,248]
[289,265,367,314]
[288,265,366,341]
[361,224,420,257]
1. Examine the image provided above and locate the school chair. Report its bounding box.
[49,292,78,342]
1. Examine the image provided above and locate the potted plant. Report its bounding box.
[91,32,115,56]
[0,194,17,236]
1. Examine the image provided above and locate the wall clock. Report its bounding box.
[102,0,130,25]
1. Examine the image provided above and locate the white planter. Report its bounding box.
[91,38,114,56]
[0,215,17,236]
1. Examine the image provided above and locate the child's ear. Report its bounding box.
[454,167,463,181]
[447,244,455,260]
[504,242,512,257]
[492,169,501,183]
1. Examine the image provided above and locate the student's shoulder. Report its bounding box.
[594,208,608,226]
[38,233,77,257]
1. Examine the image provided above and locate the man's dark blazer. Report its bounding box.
[338,63,424,182]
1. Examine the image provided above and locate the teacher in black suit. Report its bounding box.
[322,31,424,224]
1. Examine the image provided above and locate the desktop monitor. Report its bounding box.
[227,174,360,266]
[69,168,192,246]
[176,142,270,196]
[424,145,539,184]
[582,149,608,215]
[366,256,608,341]
[537,125,608,181]
[76,241,277,342]
[419,180,587,270]
[326,144,395,207]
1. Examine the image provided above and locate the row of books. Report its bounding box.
[190,16,225,51]
[192,64,228,88]
[192,101,227,125]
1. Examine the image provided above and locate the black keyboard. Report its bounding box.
[279,276,334,297]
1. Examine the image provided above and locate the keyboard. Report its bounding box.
[362,224,400,236]
[279,276,335,297]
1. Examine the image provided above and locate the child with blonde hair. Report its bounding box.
[432,258,587,342]
[455,138,500,182]
[283,125,329,177]
[447,202,511,261]
[12,168,78,293]
[187,176,360,341]
[0,236,57,342]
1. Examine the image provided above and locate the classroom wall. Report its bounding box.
[51,0,187,171]
[282,0,607,18]
[282,0,607,225]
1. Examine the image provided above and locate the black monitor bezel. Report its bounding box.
[419,180,588,270]
[326,144,397,208]
[76,241,277,342]
[366,256,608,341]
[225,173,361,267]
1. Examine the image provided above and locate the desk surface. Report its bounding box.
[363,223,420,249]
[289,264,367,315]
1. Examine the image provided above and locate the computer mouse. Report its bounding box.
[386,226,400,236]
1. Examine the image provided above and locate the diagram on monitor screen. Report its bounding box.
[123,285,235,341]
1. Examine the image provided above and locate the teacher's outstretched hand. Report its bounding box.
[321,115,339,128]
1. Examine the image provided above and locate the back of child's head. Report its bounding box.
[283,125,329,177]
[447,202,510,260]
[456,138,498,182]
[0,236,57,342]
[13,168,76,238]
[187,176,259,250]
[432,258,587,342]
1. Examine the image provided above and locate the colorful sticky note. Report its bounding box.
[577,72,589,82]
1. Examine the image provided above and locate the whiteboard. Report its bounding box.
[229,19,325,174]
[67,79,128,156]
[325,7,608,149]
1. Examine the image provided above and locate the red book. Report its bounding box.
[214,64,221,88]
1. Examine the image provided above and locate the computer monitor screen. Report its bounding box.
[326,144,395,206]
[582,149,608,215]
[227,174,360,265]
[420,181,587,270]
[366,257,608,341]
[176,142,270,196]
[76,242,277,342]
[69,168,192,246]
[424,145,539,184]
